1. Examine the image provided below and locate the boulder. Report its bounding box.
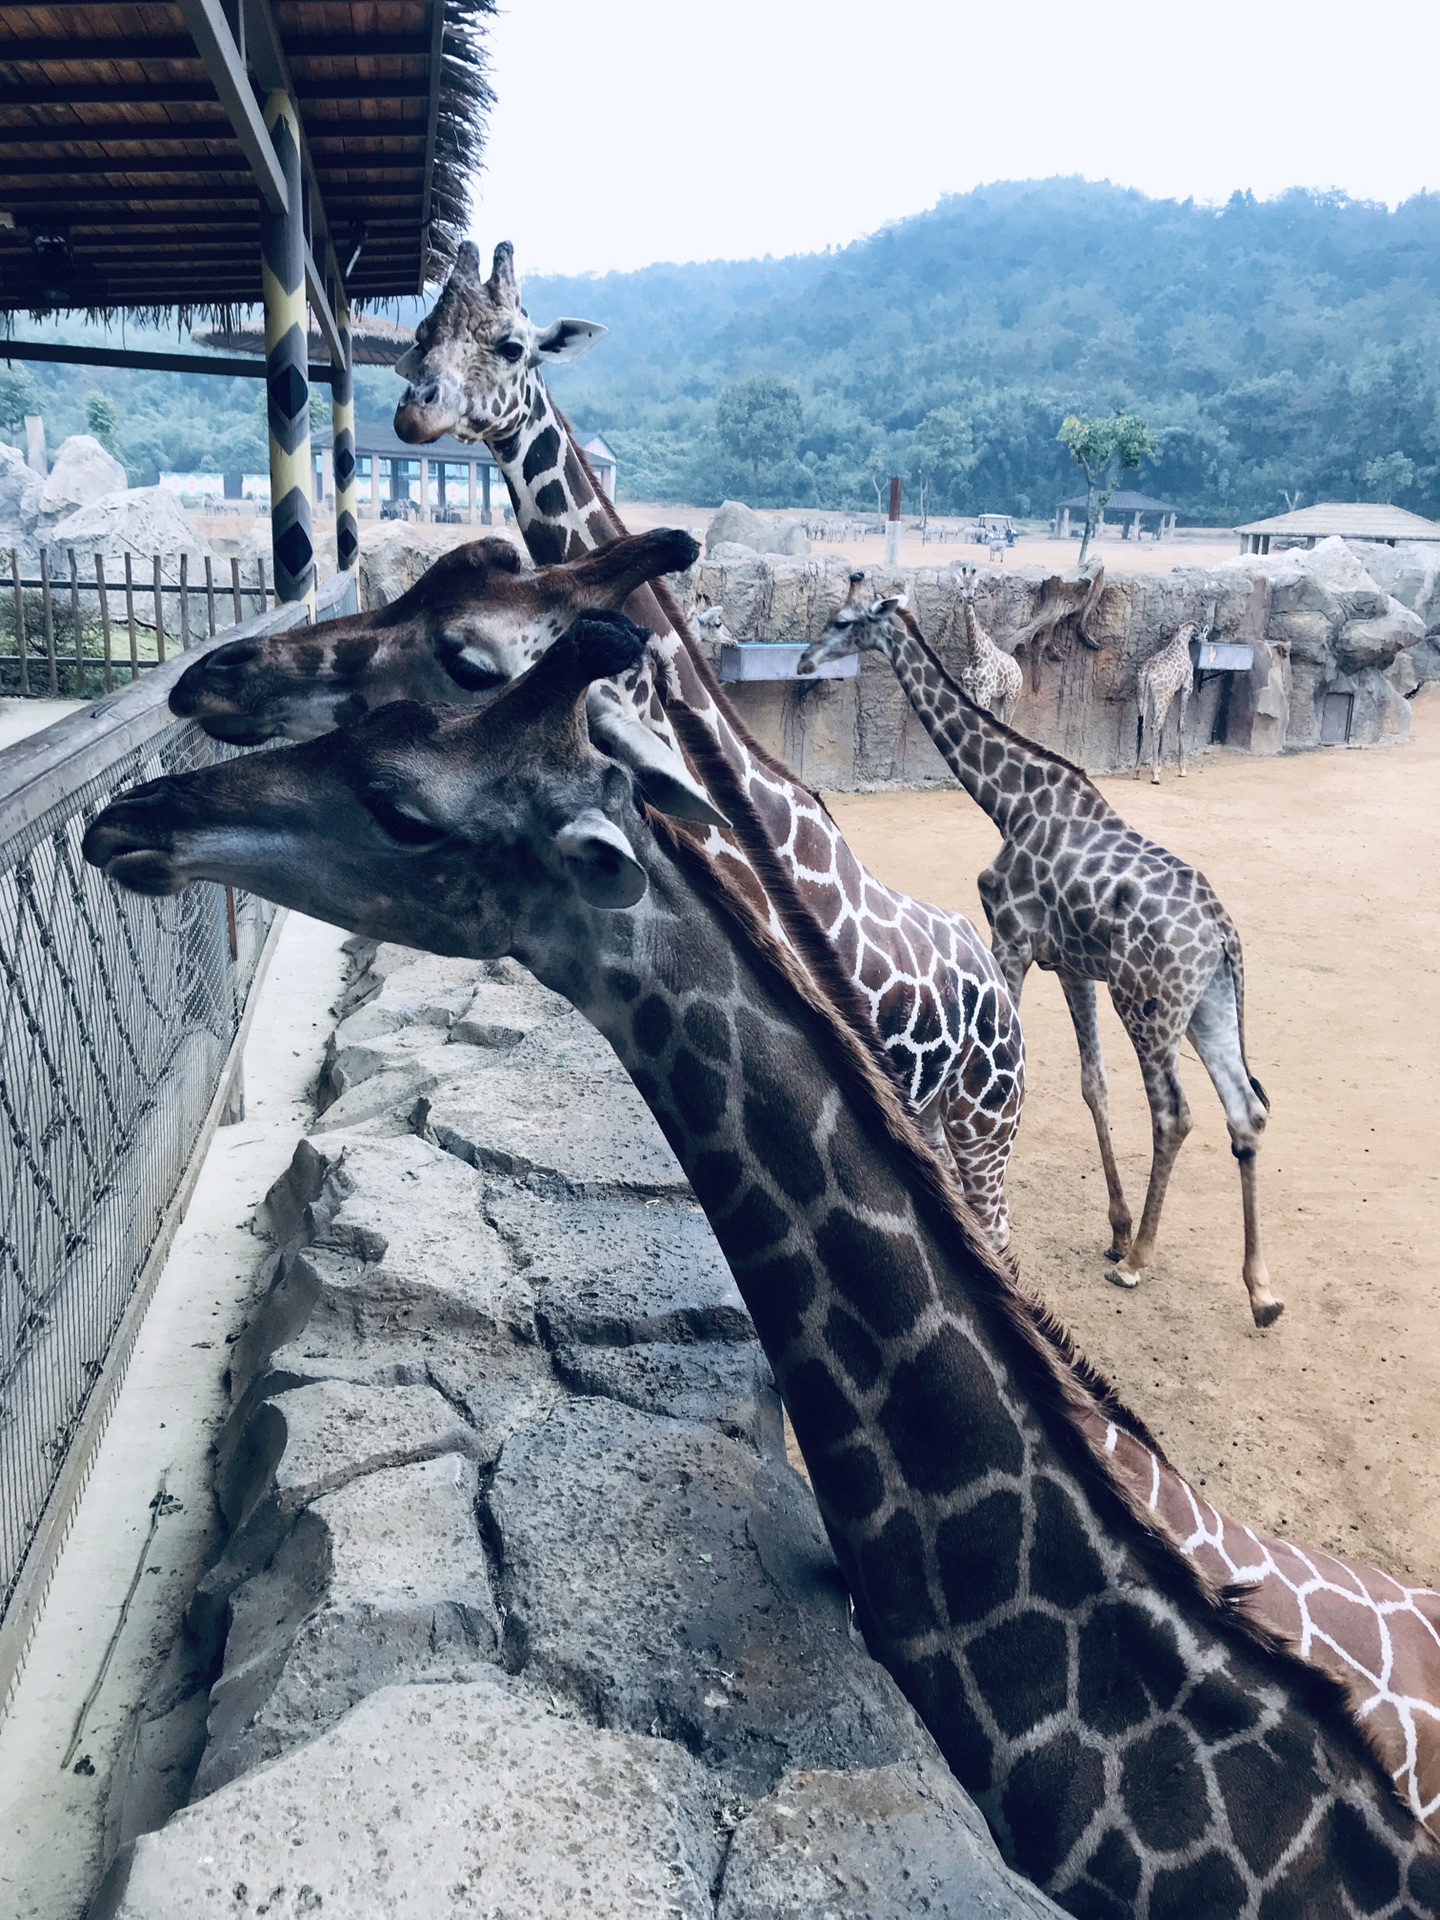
[0,440,42,548]
[99,1673,722,1920]
[44,487,211,581]
[39,433,126,519]
[1334,604,1424,673]
[488,1396,933,1794]
[706,499,811,558]
[552,1339,784,1454]
[717,1760,1066,1919]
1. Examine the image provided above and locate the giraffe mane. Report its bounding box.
[644,806,1421,1809]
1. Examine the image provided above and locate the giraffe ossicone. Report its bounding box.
[83,611,1440,1906]
[380,240,1028,1248]
[799,586,1279,1327]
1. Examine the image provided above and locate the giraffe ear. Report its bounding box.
[555,808,647,908]
[872,594,907,617]
[586,698,730,829]
[534,318,607,364]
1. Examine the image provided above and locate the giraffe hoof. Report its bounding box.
[1251,1296,1285,1329]
[1108,1263,1140,1290]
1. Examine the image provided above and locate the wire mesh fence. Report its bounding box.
[0,569,358,1659]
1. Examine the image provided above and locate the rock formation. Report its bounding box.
[38,433,127,522]
[705,499,811,559]
[92,942,1061,1920]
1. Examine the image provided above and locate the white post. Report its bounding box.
[1059,506,1070,539]
[468,461,478,524]
[23,415,46,475]
[418,455,431,523]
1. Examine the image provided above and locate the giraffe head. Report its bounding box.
[86,613,707,958]
[170,528,697,742]
[796,569,906,675]
[393,241,606,446]
[956,564,979,605]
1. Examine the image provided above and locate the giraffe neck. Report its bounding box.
[506,815,1435,1899]
[959,599,986,670]
[879,610,1076,832]
[488,372,624,569]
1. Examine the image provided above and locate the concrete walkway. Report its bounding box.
[0,913,350,1920]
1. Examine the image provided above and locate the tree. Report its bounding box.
[1058,410,1158,562]
[0,365,40,437]
[84,390,120,451]
[1361,450,1415,503]
[715,374,803,500]
[908,407,975,527]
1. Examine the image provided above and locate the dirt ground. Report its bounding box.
[619,499,1241,577]
[824,690,1440,1589]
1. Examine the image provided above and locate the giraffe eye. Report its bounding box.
[495,339,525,363]
[364,793,450,849]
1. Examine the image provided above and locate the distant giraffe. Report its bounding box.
[1135,616,1202,783]
[956,565,1023,724]
[800,576,1280,1327]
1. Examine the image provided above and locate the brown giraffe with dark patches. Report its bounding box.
[798,575,1279,1326]
[388,239,1029,1245]
[84,612,1440,1914]
[170,528,726,824]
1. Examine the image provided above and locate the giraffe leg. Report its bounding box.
[1133,697,1146,779]
[1151,695,1166,784]
[1186,961,1281,1326]
[1112,1024,1192,1284]
[1059,973,1133,1260]
[1177,684,1190,777]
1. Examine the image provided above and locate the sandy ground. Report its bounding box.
[618,500,1241,578]
[0,913,351,1920]
[825,690,1440,1588]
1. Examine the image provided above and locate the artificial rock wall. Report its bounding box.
[682,538,1440,788]
[93,942,1063,1920]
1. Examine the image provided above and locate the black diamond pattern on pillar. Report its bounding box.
[269,362,307,427]
[275,518,313,583]
[335,444,356,489]
[337,518,358,569]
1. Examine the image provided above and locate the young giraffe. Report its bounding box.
[386,238,1026,1245]
[83,613,1440,1911]
[1135,619,1200,784]
[798,575,1279,1326]
[956,564,1024,724]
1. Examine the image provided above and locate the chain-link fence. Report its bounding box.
[0,571,358,1697]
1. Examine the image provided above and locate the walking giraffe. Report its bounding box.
[956,564,1024,724]
[84,611,1440,1910]
[1135,617,1201,784]
[799,574,1279,1325]
[380,238,1026,1245]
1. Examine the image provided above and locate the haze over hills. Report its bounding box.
[8,178,1440,525]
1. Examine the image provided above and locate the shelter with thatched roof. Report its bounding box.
[1234,503,1440,554]
[0,0,493,601]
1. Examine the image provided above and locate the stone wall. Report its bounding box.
[681,537,1438,788]
[93,943,1062,1919]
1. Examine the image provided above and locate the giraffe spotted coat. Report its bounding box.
[1135,621,1198,783]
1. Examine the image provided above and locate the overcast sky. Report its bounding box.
[469,0,1439,277]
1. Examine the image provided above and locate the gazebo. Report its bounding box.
[1054,489,1177,542]
[0,0,491,604]
[1234,503,1440,554]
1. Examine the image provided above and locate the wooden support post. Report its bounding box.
[204,555,217,636]
[180,553,191,650]
[95,555,113,691]
[123,553,139,680]
[332,298,358,575]
[230,557,242,625]
[418,454,431,524]
[884,476,902,569]
[39,548,57,696]
[69,548,82,694]
[467,461,477,525]
[481,461,492,525]
[257,559,268,615]
[260,90,315,612]
[153,554,166,663]
[11,548,29,696]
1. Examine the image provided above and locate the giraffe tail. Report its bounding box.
[1221,921,1269,1111]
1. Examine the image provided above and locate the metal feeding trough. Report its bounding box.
[717,642,858,683]
[1190,635,1254,672]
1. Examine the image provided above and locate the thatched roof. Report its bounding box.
[1056,489,1174,514]
[1234,503,1440,540]
[0,0,494,319]
[192,312,414,366]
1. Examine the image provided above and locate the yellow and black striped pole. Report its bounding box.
[260,91,315,610]
[332,298,358,576]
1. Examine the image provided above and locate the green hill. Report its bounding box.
[8,178,1440,526]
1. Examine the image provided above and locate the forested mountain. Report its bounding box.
[8,178,1440,524]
